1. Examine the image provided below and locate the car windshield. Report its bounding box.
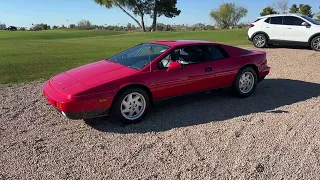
[108,43,170,70]
[301,15,320,25]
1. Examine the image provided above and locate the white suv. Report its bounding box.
[248,14,320,51]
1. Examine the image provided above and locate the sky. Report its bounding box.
[0,0,319,28]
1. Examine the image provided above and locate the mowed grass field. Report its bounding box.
[0,29,250,84]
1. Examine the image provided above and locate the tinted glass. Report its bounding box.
[253,18,262,23]
[177,46,206,64]
[208,46,227,60]
[270,16,283,25]
[108,43,169,70]
[301,15,320,25]
[283,16,305,26]
[159,46,209,68]
[265,18,271,23]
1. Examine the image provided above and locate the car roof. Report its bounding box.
[257,13,304,19]
[148,40,217,47]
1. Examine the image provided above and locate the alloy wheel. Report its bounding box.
[239,72,255,94]
[120,92,146,120]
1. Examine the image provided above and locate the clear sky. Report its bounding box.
[0,0,319,28]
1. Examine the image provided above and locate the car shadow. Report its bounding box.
[84,79,320,134]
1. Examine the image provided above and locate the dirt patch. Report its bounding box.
[1,47,320,179]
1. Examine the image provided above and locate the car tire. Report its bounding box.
[253,34,267,48]
[310,36,320,51]
[111,87,151,124]
[233,67,258,98]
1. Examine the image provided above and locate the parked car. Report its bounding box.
[248,13,320,51]
[43,40,270,124]
[5,26,17,31]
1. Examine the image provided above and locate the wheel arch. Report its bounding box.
[252,31,270,42]
[239,64,259,77]
[111,84,153,109]
[308,33,320,45]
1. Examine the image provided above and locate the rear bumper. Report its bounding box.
[259,66,270,79]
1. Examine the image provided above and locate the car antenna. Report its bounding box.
[148,45,154,72]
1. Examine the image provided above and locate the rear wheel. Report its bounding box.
[311,36,320,51]
[233,67,258,97]
[253,34,267,48]
[111,87,150,124]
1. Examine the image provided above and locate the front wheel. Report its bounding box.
[253,34,267,48]
[311,36,320,51]
[233,67,258,97]
[111,87,150,124]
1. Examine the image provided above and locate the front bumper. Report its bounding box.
[43,81,113,120]
[60,109,109,120]
[248,36,253,41]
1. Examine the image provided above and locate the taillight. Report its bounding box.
[249,24,254,28]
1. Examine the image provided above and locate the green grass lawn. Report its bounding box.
[0,29,250,84]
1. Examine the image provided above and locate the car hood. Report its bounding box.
[49,60,137,97]
[64,60,137,87]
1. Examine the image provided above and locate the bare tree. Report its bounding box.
[273,0,289,13]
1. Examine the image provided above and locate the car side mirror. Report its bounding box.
[302,22,310,26]
[167,61,181,72]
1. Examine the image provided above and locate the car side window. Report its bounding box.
[253,18,262,23]
[283,16,305,26]
[158,46,208,69]
[264,18,271,23]
[270,16,283,25]
[207,46,228,60]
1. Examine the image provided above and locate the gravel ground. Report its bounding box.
[1,47,320,180]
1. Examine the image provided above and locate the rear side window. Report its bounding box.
[253,18,262,23]
[208,46,229,60]
[265,18,271,23]
[270,16,283,25]
[283,16,305,26]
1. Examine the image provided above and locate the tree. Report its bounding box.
[289,4,299,13]
[52,25,58,29]
[299,4,313,17]
[260,6,279,16]
[149,0,181,31]
[77,20,93,30]
[126,23,135,30]
[94,0,147,32]
[210,3,248,29]
[69,24,76,29]
[31,23,49,31]
[318,15,320,22]
[273,0,288,13]
[94,0,180,32]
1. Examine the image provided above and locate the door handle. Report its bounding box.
[205,67,212,72]
[287,28,292,29]
[265,27,270,28]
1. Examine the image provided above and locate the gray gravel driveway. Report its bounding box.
[1,47,320,179]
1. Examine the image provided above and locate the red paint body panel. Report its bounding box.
[43,40,270,118]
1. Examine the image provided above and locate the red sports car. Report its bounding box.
[43,40,270,124]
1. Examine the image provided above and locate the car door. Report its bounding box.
[261,16,285,40]
[152,45,214,99]
[206,45,238,88]
[283,16,310,43]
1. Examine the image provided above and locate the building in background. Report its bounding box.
[0,23,6,30]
